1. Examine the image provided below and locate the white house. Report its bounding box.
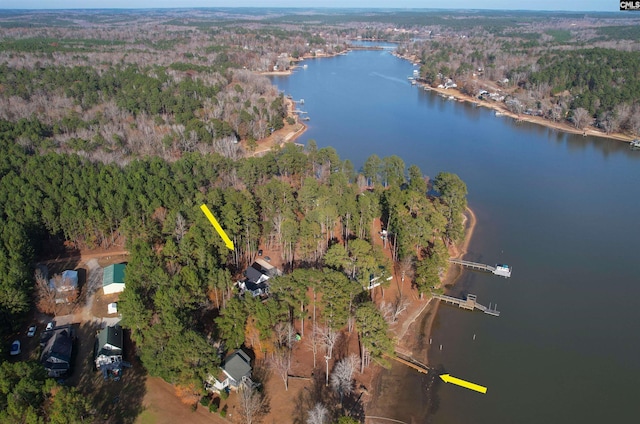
[207,349,252,392]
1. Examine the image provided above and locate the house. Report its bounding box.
[207,349,252,392]
[103,263,126,295]
[252,258,280,277]
[95,324,123,371]
[41,325,74,378]
[444,79,457,89]
[237,260,281,298]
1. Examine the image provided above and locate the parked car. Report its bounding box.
[10,340,20,356]
[258,249,263,256]
[27,325,37,337]
[45,321,55,331]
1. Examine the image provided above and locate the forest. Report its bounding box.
[0,110,466,421]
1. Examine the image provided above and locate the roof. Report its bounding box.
[103,264,126,287]
[245,266,267,284]
[96,324,124,357]
[253,258,274,271]
[223,349,252,381]
[41,327,73,365]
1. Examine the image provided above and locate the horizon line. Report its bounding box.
[0,7,619,13]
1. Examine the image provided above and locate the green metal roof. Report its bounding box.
[96,325,123,357]
[103,264,126,287]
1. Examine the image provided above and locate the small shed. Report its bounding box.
[103,264,126,295]
[107,303,118,314]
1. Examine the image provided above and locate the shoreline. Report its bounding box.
[365,206,477,421]
[393,205,476,361]
[265,47,637,146]
[424,84,635,143]
[392,53,637,144]
[245,96,308,157]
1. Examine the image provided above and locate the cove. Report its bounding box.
[270,47,640,424]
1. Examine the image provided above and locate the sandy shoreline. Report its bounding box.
[423,84,635,143]
[365,206,477,421]
[245,97,308,157]
[394,205,477,361]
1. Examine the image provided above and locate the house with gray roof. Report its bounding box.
[207,349,252,392]
[41,325,74,378]
[236,261,281,298]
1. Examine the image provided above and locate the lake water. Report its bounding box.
[271,48,640,424]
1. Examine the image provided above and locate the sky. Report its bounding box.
[0,1,619,12]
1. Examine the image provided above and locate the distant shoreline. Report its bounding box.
[393,52,636,145]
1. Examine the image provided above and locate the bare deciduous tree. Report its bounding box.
[305,324,322,369]
[571,107,591,130]
[306,403,329,424]
[270,348,292,391]
[380,292,410,324]
[274,321,297,349]
[35,267,56,315]
[330,354,360,405]
[237,384,267,424]
[629,106,640,137]
[319,326,340,386]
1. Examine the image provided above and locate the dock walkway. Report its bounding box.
[449,258,495,272]
[449,258,511,278]
[434,293,500,317]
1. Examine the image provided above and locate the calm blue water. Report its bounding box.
[271,49,640,424]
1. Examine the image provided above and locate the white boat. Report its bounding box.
[495,111,504,117]
[630,139,640,149]
[493,264,512,278]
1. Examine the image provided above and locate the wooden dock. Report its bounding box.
[434,294,500,317]
[449,259,512,278]
[449,258,495,272]
[384,352,431,374]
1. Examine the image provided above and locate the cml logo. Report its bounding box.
[620,1,640,9]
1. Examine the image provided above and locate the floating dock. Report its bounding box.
[434,294,500,317]
[449,259,512,278]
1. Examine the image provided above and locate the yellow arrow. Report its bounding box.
[440,374,487,394]
[200,204,235,250]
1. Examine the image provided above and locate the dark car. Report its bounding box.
[258,249,263,256]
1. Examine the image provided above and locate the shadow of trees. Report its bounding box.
[291,370,366,424]
[70,322,147,423]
